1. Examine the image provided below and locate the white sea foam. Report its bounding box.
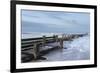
[41,35,90,61]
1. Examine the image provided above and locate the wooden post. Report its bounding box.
[42,35,46,46]
[56,35,58,42]
[53,35,58,42]
[53,35,55,42]
[60,39,63,49]
[62,34,64,40]
[33,43,39,59]
[60,34,64,49]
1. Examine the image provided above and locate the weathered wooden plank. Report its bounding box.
[22,36,54,41]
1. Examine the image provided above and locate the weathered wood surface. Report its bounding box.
[21,34,85,62]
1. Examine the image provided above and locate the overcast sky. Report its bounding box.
[21,10,90,34]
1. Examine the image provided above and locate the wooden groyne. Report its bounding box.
[21,33,87,62]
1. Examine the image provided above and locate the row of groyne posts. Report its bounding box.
[22,33,87,60]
